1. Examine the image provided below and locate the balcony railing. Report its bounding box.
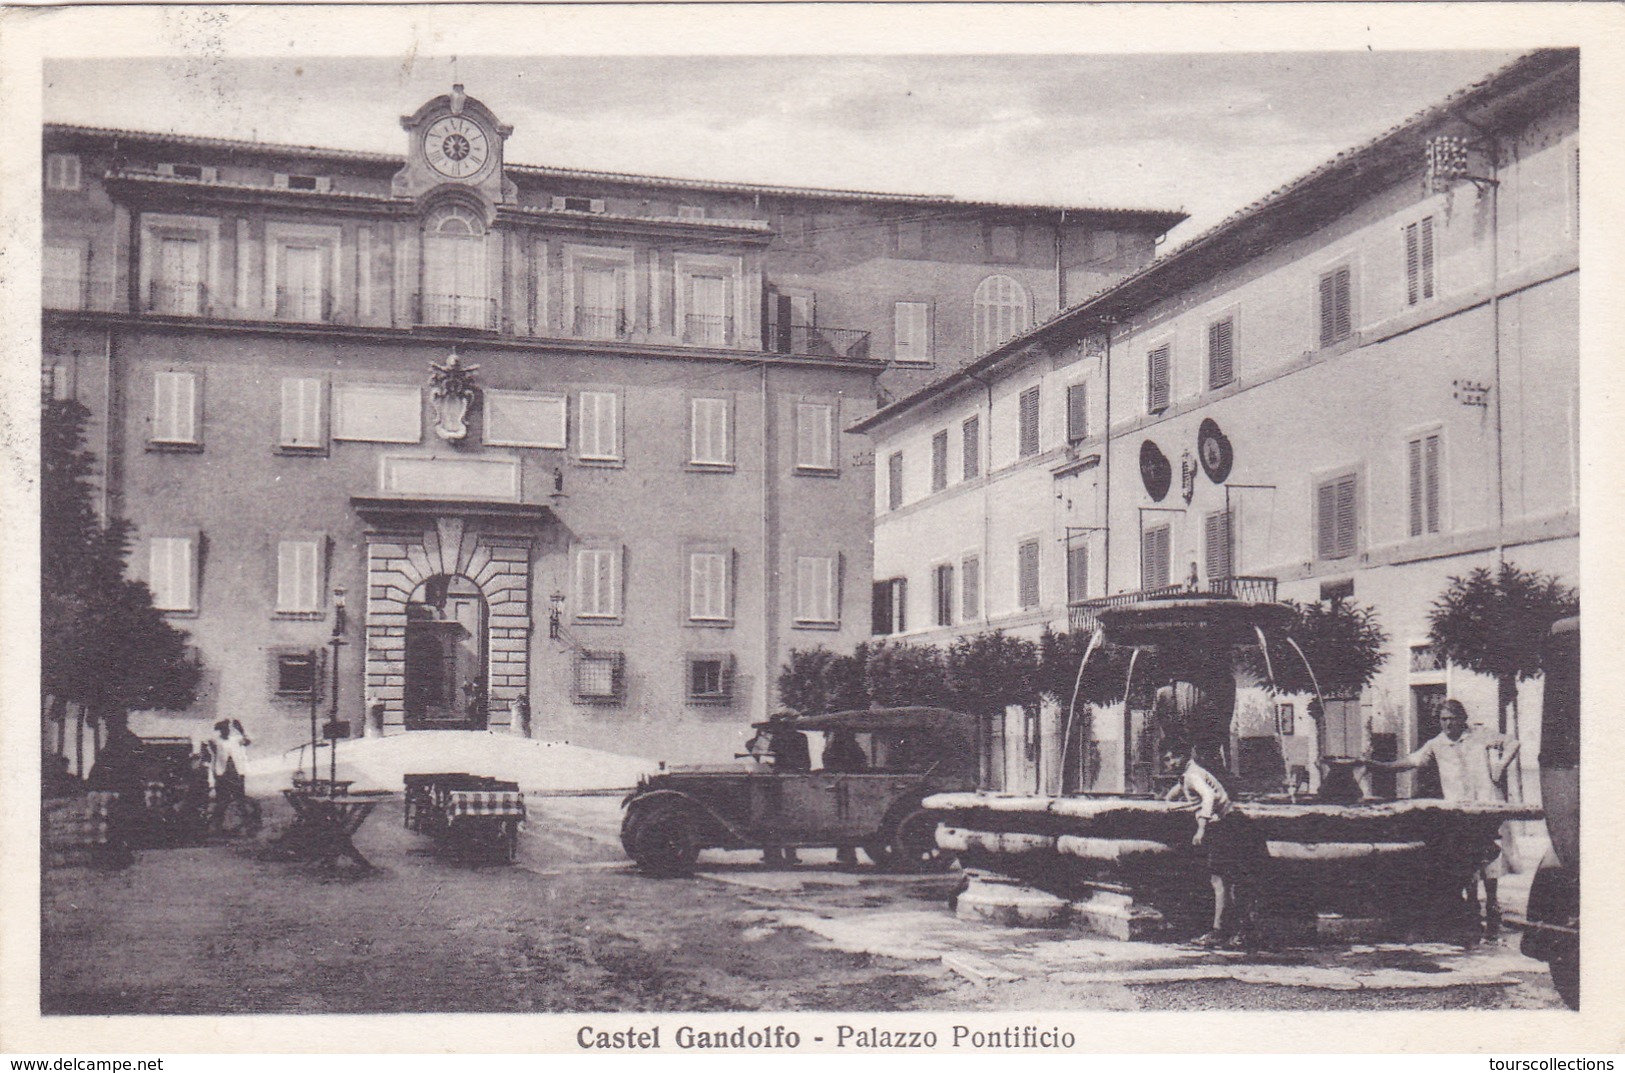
[43,275,118,312]
[414,293,498,331]
[683,313,734,347]
[1067,576,1278,633]
[574,306,629,340]
[275,287,334,323]
[147,281,208,317]
[766,323,871,361]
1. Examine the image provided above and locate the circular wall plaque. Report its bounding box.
[1197,418,1234,484]
[1140,440,1172,502]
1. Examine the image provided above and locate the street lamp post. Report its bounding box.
[328,587,348,790]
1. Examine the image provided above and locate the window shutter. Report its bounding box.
[1405,223,1420,306]
[1317,481,1337,559]
[1066,541,1088,602]
[1420,217,1435,300]
[1018,540,1040,609]
[1067,382,1088,443]
[1424,434,1440,534]
[888,452,904,510]
[1318,272,1337,346]
[277,541,299,610]
[1408,438,1423,537]
[1333,267,1352,342]
[1204,511,1232,580]
[153,371,196,443]
[1337,475,1357,556]
[872,581,892,635]
[931,430,948,491]
[1141,526,1170,591]
[1208,319,1234,389]
[962,555,980,620]
[152,537,193,611]
[1147,345,1169,413]
[935,563,955,626]
[1019,386,1040,457]
[962,416,980,479]
[281,378,323,448]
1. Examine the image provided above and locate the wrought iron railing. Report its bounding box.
[765,323,871,360]
[147,281,208,316]
[275,287,334,323]
[683,314,734,346]
[415,293,498,331]
[1067,576,1278,633]
[574,306,629,340]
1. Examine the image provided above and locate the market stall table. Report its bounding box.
[280,787,390,868]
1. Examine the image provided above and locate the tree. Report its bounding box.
[864,640,947,708]
[1261,598,1391,699]
[41,398,200,765]
[1428,563,1578,738]
[944,631,1038,717]
[777,645,867,715]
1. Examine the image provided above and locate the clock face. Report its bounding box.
[423,116,491,180]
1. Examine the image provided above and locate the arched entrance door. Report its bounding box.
[404,574,488,729]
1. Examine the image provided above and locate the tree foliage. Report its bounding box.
[41,398,200,719]
[1256,598,1391,698]
[863,639,946,708]
[1428,563,1578,686]
[945,631,1038,717]
[776,645,866,715]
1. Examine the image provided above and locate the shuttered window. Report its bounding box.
[795,402,834,471]
[690,397,730,465]
[1407,433,1442,537]
[578,391,620,460]
[1018,386,1040,458]
[280,378,325,450]
[1017,539,1040,609]
[795,555,838,625]
[962,416,981,479]
[1207,317,1235,390]
[46,153,81,191]
[1318,266,1353,347]
[688,551,731,621]
[872,578,906,635]
[1316,474,1359,560]
[1066,383,1089,443]
[152,371,198,444]
[961,554,981,622]
[973,275,1030,354]
[930,430,949,492]
[1204,510,1234,581]
[1405,218,1436,306]
[276,539,322,613]
[1141,525,1171,591]
[887,452,904,511]
[1146,344,1170,414]
[150,536,196,611]
[575,547,621,618]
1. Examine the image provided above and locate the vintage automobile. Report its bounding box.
[620,706,979,876]
[1522,615,1579,1008]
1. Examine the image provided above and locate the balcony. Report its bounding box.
[43,275,118,312]
[1068,576,1278,633]
[147,281,209,317]
[415,293,498,331]
[574,306,629,341]
[765,323,870,361]
[275,287,334,324]
[683,313,734,347]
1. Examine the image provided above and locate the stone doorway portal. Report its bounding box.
[404,575,489,729]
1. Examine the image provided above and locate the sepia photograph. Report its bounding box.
[5,2,1620,1057]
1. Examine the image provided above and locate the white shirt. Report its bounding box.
[1405,727,1514,803]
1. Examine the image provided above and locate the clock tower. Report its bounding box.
[394,84,515,207]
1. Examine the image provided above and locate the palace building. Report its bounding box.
[854,50,1578,798]
[43,86,1183,763]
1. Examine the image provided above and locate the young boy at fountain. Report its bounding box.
[1162,737,1262,948]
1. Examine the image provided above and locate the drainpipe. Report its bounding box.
[964,368,995,622]
[761,361,774,722]
[1053,212,1066,311]
[1102,319,1113,593]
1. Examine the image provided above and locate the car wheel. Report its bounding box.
[628,803,702,877]
[871,808,949,874]
[1550,952,1579,1010]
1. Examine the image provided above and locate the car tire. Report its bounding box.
[869,807,949,874]
[1550,951,1579,1010]
[628,802,702,877]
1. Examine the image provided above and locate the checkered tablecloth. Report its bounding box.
[444,790,526,819]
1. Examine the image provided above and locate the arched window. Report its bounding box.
[973,275,1031,355]
[420,204,490,328]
